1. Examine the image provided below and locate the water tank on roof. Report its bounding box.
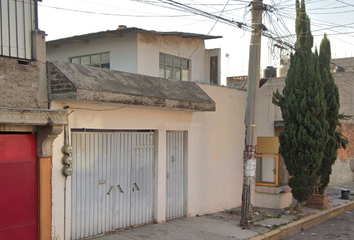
[263,66,277,78]
[334,66,345,73]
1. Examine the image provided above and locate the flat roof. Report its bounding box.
[46,27,222,47]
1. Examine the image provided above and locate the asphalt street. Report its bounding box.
[284,209,354,240]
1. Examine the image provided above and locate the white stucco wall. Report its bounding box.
[47,33,139,73]
[50,84,246,240]
[47,32,220,84]
[137,32,209,82]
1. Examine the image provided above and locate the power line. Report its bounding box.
[335,0,354,8]
[207,0,230,35]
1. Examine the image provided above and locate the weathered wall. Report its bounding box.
[137,32,209,82]
[330,121,354,185]
[50,84,246,240]
[0,56,41,108]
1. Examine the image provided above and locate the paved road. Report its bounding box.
[284,209,354,240]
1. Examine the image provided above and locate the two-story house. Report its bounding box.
[45,26,251,240]
[46,25,222,85]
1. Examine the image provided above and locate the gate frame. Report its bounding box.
[0,108,67,240]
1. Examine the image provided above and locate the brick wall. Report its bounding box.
[337,121,354,160]
[0,56,41,109]
[47,62,76,95]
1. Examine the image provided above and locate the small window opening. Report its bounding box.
[18,60,30,65]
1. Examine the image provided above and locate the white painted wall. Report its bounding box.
[136,32,209,82]
[47,33,139,73]
[47,32,222,84]
[50,84,246,240]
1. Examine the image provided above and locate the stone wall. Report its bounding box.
[0,56,41,109]
[47,62,76,96]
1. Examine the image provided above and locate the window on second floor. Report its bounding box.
[159,53,190,81]
[69,52,110,69]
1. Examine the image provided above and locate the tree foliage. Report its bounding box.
[273,0,328,204]
[316,35,348,194]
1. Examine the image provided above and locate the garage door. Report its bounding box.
[166,131,187,219]
[0,134,37,240]
[71,131,155,240]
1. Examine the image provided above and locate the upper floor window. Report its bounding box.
[69,52,110,69]
[159,53,190,81]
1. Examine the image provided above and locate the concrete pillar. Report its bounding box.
[37,126,63,240]
[32,30,48,109]
[155,130,167,223]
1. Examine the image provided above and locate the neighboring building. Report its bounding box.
[258,70,354,186]
[0,1,67,240]
[331,57,354,73]
[46,26,222,85]
[227,75,248,89]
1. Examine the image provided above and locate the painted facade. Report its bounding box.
[46,28,222,85]
[50,84,247,239]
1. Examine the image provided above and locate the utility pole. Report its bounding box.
[240,0,263,229]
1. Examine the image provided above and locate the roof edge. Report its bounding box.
[51,89,215,112]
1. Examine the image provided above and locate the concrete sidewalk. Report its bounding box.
[91,182,354,240]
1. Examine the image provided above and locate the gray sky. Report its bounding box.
[39,0,354,76]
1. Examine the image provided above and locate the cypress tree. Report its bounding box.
[316,34,348,194]
[273,0,328,205]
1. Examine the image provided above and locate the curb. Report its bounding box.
[249,200,354,240]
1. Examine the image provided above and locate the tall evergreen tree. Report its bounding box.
[316,34,348,194]
[273,0,328,205]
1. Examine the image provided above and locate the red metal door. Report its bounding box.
[0,134,37,240]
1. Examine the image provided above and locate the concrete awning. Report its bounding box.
[0,107,67,126]
[47,61,215,111]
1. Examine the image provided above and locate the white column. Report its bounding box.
[155,130,167,223]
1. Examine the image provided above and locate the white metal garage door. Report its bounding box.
[166,131,187,219]
[71,131,155,240]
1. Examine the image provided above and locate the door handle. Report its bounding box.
[117,185,124,193]
[134,182,140,191]
[107,186,114,195]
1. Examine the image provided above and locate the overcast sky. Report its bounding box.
[38,0,354,76]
